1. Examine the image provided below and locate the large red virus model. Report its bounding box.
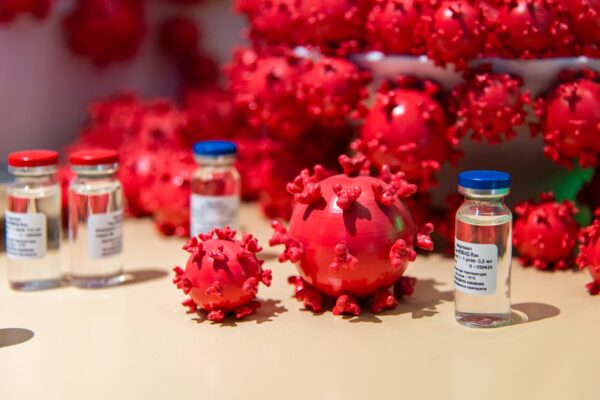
[424,0,485,69]
[577,216,600,295]
[450,71,530,143]
[270,154,434,316]
[0,0,51,23]
[354,78,459,191]
[62,0,146,66]
[366,0,423,55]
[173,227,272,321]
[535,70,600,168]
[513,192,579,270]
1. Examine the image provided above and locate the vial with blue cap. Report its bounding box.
[190,140,240,236]
[455,170,512,328]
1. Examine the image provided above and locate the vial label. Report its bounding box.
[454,239,498,296]
[5,210,47,259]
[87,210,123,259]
[191,194,239,236]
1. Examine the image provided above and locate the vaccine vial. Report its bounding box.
[5,150,62,290]
[191,140,240,237]
[454,170,512,328]
[68,150,124,288]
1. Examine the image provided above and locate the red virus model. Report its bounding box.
[297,57,371,125]
[577,216,600,295]
[0,0,51,23]
[564,0,600,57]
[513,192,579,270]
[424,0,485,69]
[366,0,423,55]
[173,227,272,321]
[535,70,600,168]
[354,78,459,191]
[62,0,146,66]
[235,0,299,45]
[492,0,574,58]
[450,71,530,144]
[270,154,434,316]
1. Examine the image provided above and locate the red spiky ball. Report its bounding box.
[297,57,371,125]
[513,192,579,270]
[366,0,423,54]
[270,154,434,316]
[564,0,600,56]
[577,217,600,295]
[424,0,485,69]
[450,71,530,144]
[493,0,574,58]
[62,0,146,66]
[294,0,370,54]
[227,48,308,139]
[235,0,299,45]
[354,79,459,191]
[173,227,272,322]
[0,0,51,22]
[535,71,600,168]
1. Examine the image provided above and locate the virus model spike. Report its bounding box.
[534,71,600,168]
[270,153,434,316]
[450,71,531,144]
[172,227,271,322]
[577,218,600,295]
[366,0,424,55]
[513,192,579,270]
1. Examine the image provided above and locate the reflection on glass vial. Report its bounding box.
[68,150,124,288]
[190,140,240,237]
[454,170,513,328]
[5,150,62,290]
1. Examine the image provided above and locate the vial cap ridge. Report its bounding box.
[458,170,511,190]
[193,140,237,157]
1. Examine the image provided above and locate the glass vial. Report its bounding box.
[5,150,62,290]
[190,140,240,237]
[454,170,512,328]
[68,150,124,288]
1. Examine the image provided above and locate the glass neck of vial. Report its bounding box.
[9,166,57,184]
[72,163,118,180]
[195,154,236,168]
[460,188,509,204]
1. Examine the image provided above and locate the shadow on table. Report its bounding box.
[192,298,287,327]
[119,269,169,287]
[510,302,560,325]
[0,328,34,349]
[344,279,454,324]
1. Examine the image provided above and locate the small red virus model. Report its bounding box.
[354,78,459,191]
[366,0,423,55]
[513,192,579,270]
[235,0,299,45]
[450,71,530,144]
[270,154,434,316]
[564,0,600,57]
[0,0,52,23]
[424,0,485,69]
[492,0,574,58]
[297,57,371,125]
[173,227,272,322]
[535,70,600,168]
[227,48,308,140]
[62,0,146,66]
[294,0,371,54]
[577,216,600,295]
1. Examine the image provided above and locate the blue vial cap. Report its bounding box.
[193,140,237,157]
[458,170,511,190]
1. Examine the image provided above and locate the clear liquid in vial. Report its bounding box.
[455,214,512,328]
[69,183,124,288]
[6,186,62,290]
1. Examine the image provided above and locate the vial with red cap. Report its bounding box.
[68,149,124,288]
[5,150,62,290]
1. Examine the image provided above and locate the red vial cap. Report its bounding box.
[70,149,120,166]
[8,150,59,167]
